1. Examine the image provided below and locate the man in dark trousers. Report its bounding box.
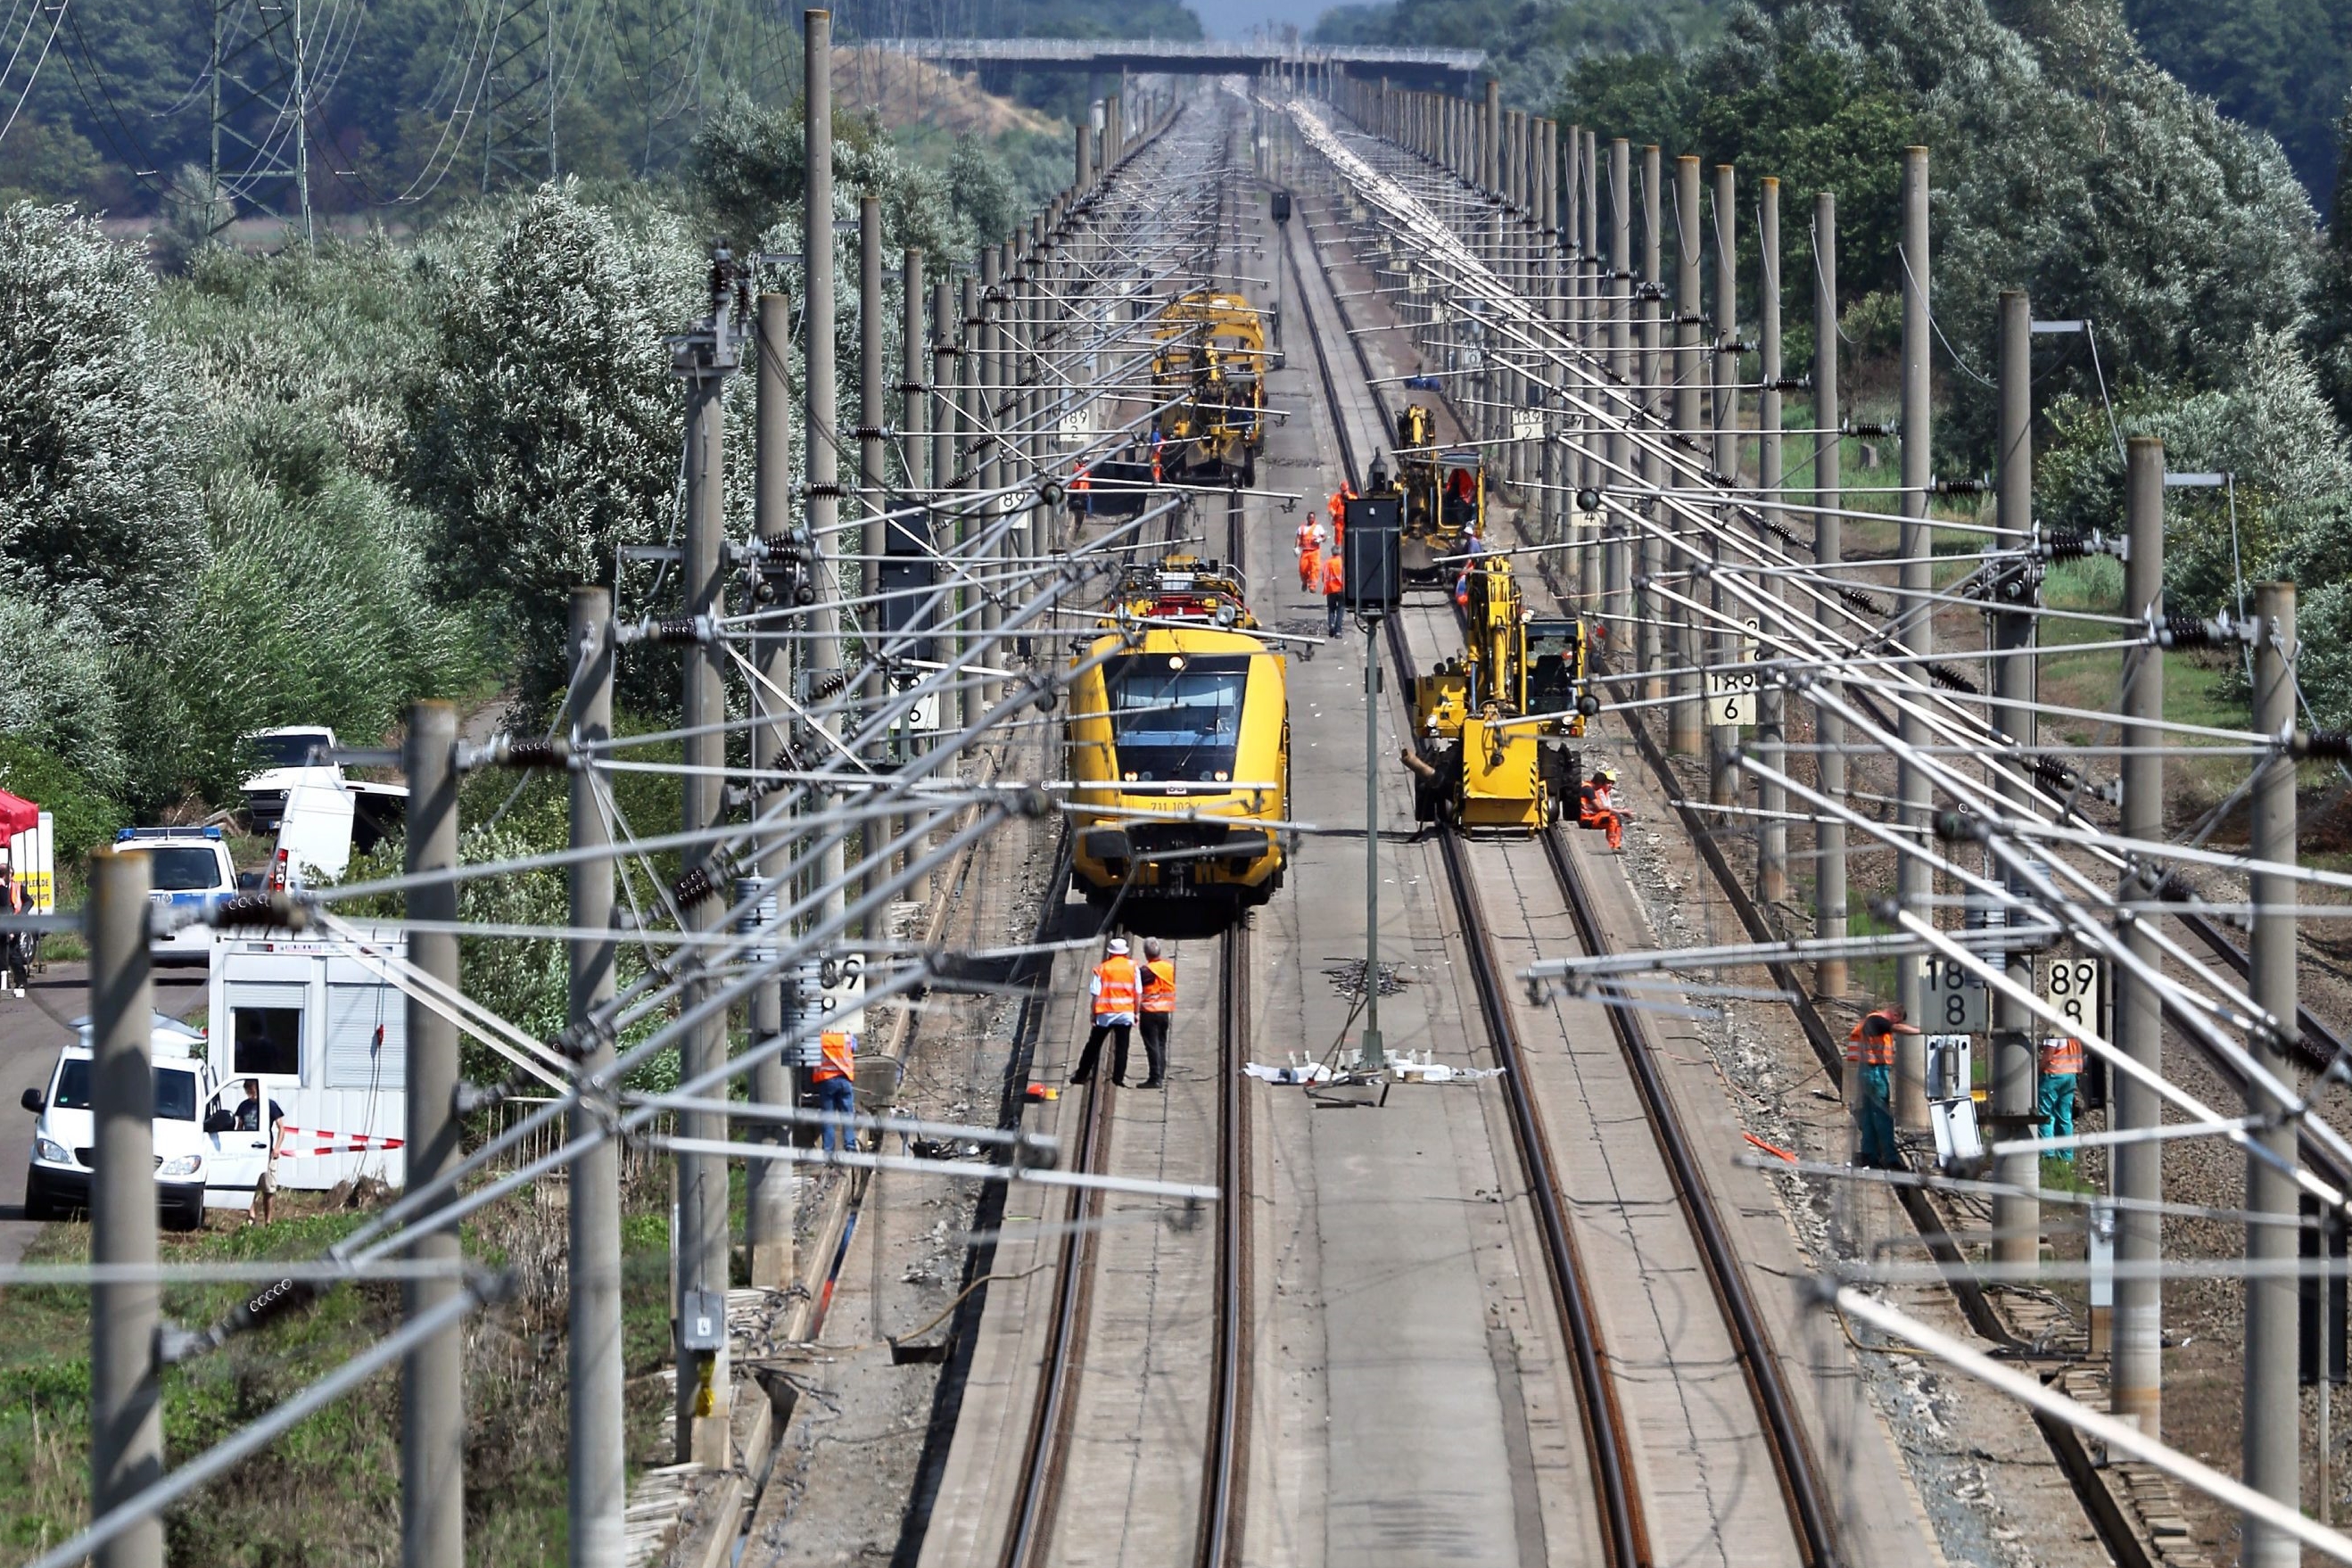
[1070,937,1139,1086]
[1136,937,1176,1088]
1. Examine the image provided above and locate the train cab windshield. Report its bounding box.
[1103,653,1251,782]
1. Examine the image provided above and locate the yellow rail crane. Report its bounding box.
[1389,403,1483,582]
[1149,291,1267,488]
[1405,555,1594,830]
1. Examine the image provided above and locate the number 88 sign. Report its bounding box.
[1913,956,1988,1032]
[2043,957,2102,1034]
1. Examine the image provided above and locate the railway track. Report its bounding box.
[1273,125,2175,1568]
[997,926,1251,1568]
[1268,136,1848,1564]
[1002,294,1256,1561]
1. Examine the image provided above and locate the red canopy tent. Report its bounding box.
[0,788,38,838]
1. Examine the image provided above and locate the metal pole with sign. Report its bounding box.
[1345,494,1403,1069]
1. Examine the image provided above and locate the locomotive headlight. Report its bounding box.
[1214,770,1230,782]
[1168,655,1186,670]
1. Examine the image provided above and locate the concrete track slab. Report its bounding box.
[1045,935,1220,1568]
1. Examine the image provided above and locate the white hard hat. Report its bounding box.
[1107,937,1130,955]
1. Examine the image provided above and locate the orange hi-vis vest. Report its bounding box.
[1141,958,1176,1012]
[1845,1011,1898,1067]
[2043,1036,2084,1075]
[1322,550,1346,594]
[1093,956,1139,1018]
[813,1028,856,1082]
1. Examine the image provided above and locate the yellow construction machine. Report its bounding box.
[1391,403,1481,582]
[1149,292,1267,487]
[1406,556,1593,831]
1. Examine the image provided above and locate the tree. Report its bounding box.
[0,203,202,627]
[406,181,698,706]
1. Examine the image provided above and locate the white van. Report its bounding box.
[19,1018,265,1228]
[208,928,409,1189]
[270,782,356,887]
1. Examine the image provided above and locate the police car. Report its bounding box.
[113,827,238,967]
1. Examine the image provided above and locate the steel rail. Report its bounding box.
[1289,182,1651,1565]
[998,967,1116,1568]
[1383,606,1648,1568]
[1199,922,1250,1568]
[1539,823,1840,1565]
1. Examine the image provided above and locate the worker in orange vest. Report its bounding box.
[1577,767,1624,851]
[1844,1005,1919,1169]
[2039,1034,2084,1160]
[1070,937,1140,1086]
[812,1025,858,1153]
[1296,516,1325,592]
[1323,547,1347,637]
[1326,482,1355,554]
[1136,937,1176,1089]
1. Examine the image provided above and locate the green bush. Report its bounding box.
[0,735,123,862]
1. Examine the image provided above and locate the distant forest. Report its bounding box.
[0,0,1193,219]
[1313,0,2352,215]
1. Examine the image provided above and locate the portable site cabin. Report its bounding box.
[206,927,409,1189]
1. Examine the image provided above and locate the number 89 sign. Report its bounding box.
[2042,957,2102,1034]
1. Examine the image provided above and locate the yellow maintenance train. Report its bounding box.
[1149,292,1268,487]
[1066,557,1290,914]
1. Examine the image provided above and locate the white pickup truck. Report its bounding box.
[239,725,408,864]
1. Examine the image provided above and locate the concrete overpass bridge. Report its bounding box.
[857,36,1485,91]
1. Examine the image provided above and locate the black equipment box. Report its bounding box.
[1342,495,1402,611]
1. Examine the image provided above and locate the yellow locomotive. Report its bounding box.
[1066,558,1290,914]
[1149,292,1267,488]
[1406,555,1592,830]
[1391,403,1483,583]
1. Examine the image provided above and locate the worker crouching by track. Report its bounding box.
[1578,767,1625,852]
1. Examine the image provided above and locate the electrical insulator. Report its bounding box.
[672,864,718,909]
[654,618,704,646]
[211,893,307,930]
[1927,662,1979,693]
[497,739,567,770]
[1932,476,1987,497]
[2032,756,2086,795]
[1844,419,1897,438]
[2293,731,2352,761]
[2159,615,2223,649]
[1837,585,1888,617]
[2043,529,2093,560]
